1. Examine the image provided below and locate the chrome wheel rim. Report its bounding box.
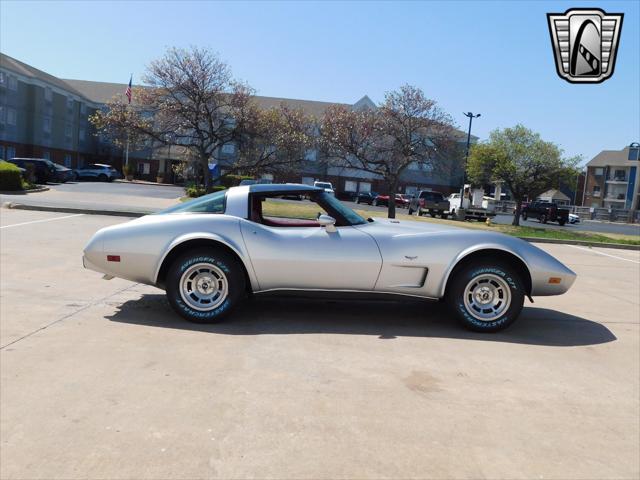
[463,273,511,322]
[179,263,229,311]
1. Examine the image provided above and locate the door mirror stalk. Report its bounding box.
[318,214,337,233]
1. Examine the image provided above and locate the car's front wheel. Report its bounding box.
[446,261,525,332]
[166,248,246,324]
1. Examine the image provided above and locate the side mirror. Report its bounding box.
[318,214,337,233]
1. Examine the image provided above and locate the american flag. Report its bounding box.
[125,75,132,104]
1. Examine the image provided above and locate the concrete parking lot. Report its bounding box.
[1,208,639,479]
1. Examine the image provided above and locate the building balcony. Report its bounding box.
[606,177,628,184]
[604,195,626,202]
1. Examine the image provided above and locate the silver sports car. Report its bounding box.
[83,184,576,332]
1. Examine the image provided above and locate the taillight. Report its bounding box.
[107,255,120,262]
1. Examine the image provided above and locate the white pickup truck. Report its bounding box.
[448,187,496,221]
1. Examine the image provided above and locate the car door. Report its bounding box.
[240,220,382,291]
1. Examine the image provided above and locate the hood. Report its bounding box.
[360,217,463,235]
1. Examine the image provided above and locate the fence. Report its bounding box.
[492,202,640,224]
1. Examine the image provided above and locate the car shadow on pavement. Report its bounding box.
[105,294,616,347]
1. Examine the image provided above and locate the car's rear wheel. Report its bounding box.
[166,248,245,324]
[98,173,108,182]
[558,219,566,226]
[429,210,436,218]
[539,214,547,224]
[446,261,525,332]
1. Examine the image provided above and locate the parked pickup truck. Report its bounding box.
[521,201,569,226]
[408,190,450,218]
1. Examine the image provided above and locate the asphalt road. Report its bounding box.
[1,208,639,479]
[1,180,639,236]
[52,179,185,199]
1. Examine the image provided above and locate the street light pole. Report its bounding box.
[462,111,481,186]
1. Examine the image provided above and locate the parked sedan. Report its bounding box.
[373,193,410,208]
[73,163,121,182]
[53,163,74,183]
[84,184,576,333]
[354,191,378,205]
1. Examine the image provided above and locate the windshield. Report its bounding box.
[157,190,227,214]
[318,191,366,225]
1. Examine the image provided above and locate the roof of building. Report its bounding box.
[2,52,474,139]
[587,146,638,167]
[0,53,88,99]
[538,189,571,201]
[63,78,357,116]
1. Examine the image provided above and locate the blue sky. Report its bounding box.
[1,0,638,164]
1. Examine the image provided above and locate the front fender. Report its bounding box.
[438,243,529,298]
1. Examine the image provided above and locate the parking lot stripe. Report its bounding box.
[0,213,84,229]
[564,244,640,264]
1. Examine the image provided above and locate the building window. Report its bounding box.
[594,167,604,176]
[43,117,51,133]
[613,169,626,181]
[358,182,371,193]
[44,87,52,101]
[0,145,5,159]
[302,176,315,185]
[80,103,87,115]
[221,143,235,154]
[592,185,601,197]
[0,72,5,86]
[79,128,85,141]
[304,149,317,161]
[8,75,18,91]
[65,123,72,137]
[138,162,150,175]
[67,97,74,111]
[64,154,72,167]
[7,108,17,126]
[7,146,16,159]
[408,162,420,171]
[0,106,5,124]
[42,151,51,160]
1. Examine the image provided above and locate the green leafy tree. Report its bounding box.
[467,125,580,226]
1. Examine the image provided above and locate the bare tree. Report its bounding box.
[235,103,313,177]
[321,85,456,218]
[92,47,252,192]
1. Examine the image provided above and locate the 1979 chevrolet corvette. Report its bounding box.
[83,184,576,332]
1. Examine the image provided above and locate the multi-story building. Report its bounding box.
[1,52,470,196]
[0,53,103,167]
[583,145,640,211]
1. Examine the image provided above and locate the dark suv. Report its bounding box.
[8,158,57,184]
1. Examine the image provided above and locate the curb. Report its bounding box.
[0,186,50,195]
[3,203,149,218]
[114,179,181,188]
[3,203,639,251]
[515,236,640,251]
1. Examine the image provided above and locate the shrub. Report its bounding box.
[0,161,23,191]
[185,183,226,198]
[219,174,254,188]
[123,163,136,176]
